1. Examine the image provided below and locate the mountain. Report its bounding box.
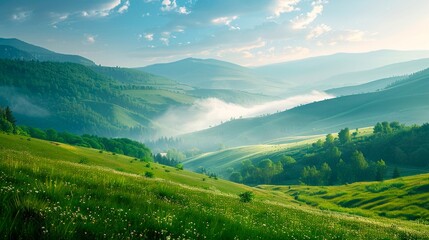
[322,58,429,89]
[140,51,429,97]
[181,68,429,149]
[139,58,287,96]
[0,59,191,139]
[325,76,406,96]
[254,50,429,92]
[0,38,95,65]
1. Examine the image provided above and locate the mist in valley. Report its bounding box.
[155,90,334,137]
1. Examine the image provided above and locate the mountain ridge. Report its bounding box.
[0,38,95,65]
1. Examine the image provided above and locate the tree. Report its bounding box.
[382,121,392,134]
[5,106,16,127]
[375,159,387,181]
[350,150,368,181]
[392,167,400,179]
[301,166,321,185]
[279,155,297,166]
[229,172,243,183]
[320,162,332,185]
[374,122,383,134]
[324,134,335,148]
[338,128,351,144]
[258,158,276,184]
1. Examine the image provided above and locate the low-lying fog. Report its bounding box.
[156,91,334,137]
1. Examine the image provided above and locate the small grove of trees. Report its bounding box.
[230,157,291,184]
[0,106,16,133]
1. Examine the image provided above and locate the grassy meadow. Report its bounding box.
[1,132,429,239]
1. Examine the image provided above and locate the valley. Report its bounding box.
[1,16,429,238]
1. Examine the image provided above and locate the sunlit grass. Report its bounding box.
[1,133,428,239]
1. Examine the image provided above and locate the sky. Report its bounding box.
[1,0,428,67]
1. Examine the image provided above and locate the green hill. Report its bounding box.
[326,76,406,96]
[0,38,95,66]
[1,132,428,239]
[182,68,429,149]
[139,58,287,96]
[255,49,429,92]
[321,58,429,89]
[261,173,429,221]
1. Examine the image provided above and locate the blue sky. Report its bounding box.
[1,0,428,67]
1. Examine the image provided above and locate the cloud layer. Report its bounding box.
[156,91,333,136]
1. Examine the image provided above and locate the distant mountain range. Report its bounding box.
[182,68,429,150]
[0,38,95,65]
[138,58,287,96]
[141,50,429,97]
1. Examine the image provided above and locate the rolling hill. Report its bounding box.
[254,50,429,92]
[139,58,287,96]
[325,76,406,96]
[321,57,429,89]
[182,68,429,149]
[1,132,428,239]
[0,38,95,65]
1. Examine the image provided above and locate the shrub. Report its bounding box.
[239,191,254,203]
[145,171,154,178]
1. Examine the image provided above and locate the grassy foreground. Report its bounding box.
[1,133,428,239]
[261,174,429,222]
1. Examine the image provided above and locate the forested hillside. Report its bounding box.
[0,59,156,138]
[228,122,429,185]
[0,38,95,65]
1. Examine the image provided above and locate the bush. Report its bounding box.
[239,191,254,203]
[145,171,154,178]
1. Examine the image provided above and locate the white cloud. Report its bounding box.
[161,0,177,12]
[307,24,331,39]
[178,6,190,15]
[212,16,239,30]
[86,35,96,44]
[160,37,169,45]
[144,33,154,41]
[11,11,31,22]
[291,0,326,29]
[80,0,122,17]
[338,30,366,42]
[212,16,237,25]
[118,0,130,14]
[156,91,334,136]
[272,0,300,17]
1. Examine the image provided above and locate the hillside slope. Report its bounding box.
[261,173,429,221]
[0,38,95,65]
[322,58,429,89]
[255,50,429,92]
[139,58,286,96]
[1,132,428,239]
[183,68,429,149]
[326,76,406,96]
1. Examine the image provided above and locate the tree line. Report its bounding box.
[230,122,428,186]
[0,106,152,161]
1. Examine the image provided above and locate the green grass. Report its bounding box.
[1,132,428,239]
[184,128,373,176]
[261,175,429,222]
[123,89,196,105]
